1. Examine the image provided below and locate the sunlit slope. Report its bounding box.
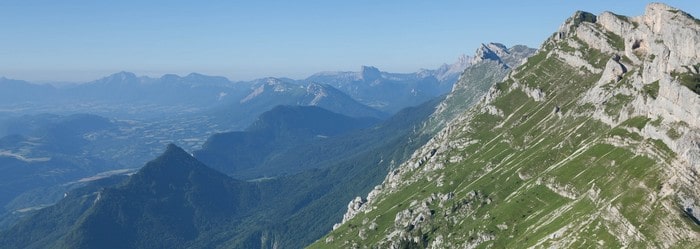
[314,3,700,248]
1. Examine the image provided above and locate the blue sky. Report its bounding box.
[1,1,698,82]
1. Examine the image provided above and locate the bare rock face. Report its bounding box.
[638,3,700,71]
[563,3,700,221]
[472,43,536,68]
[553,3,700,176]
[334,196,368,230]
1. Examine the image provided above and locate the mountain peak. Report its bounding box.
[456,53,471,65]
[159,73,182,82]
[472,42,510,65]
[149,143,196,168]
[107,71,138,80]
[360,66,382,81]
[92,71,141,86]
[184,72,222,81]
[185,72,205,78]
[128,143,233,195]
[643,2,699,28]
[548,2,699,76]
[182,72,231,86]
[484,42,508,51]
[156,143,198,166]
[646,2,681,16]
[133,144,232,190]
[164,143,188,156]
[258,77,285,86]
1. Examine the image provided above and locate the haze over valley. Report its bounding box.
[0,1,699,248]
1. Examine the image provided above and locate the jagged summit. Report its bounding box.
[473,43,506,64]
[541,2,700,126]
[455,53,471,66]
[429,43,536,130]
[428,53,475,81]
[472,42,536,68]
[551,2,699,74]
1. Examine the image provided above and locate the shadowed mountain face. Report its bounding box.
[0,97,443,249]
[195,105,380,178]
[0,78,57,105]
[58,144,263,249]
[0,114,122,209]
[0,101,379,228]
[209,79,388,131]
[0,144,264,249]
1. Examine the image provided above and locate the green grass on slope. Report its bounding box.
[312,39,694,248]
[671,65,700,94]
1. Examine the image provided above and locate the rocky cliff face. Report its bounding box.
[313,3,700,248]
[471,43,535,67]
[429,43,536,132]
[557,3,700,219]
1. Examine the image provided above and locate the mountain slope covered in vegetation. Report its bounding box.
[315,3,700,248]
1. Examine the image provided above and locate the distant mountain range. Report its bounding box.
[0,54,476,119]
[0,41,536,248]
[306,56,470,113]
[208,78,387,130]
[0,73,248,118]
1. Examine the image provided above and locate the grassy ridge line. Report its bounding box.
[311,22,699,246]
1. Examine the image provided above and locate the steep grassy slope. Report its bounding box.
[314,4,700,248]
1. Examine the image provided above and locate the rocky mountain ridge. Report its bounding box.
[315,3,700,248]
[304,54,485,113]
[429,43,537,131]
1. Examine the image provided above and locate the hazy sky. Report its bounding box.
[1,1,698,83]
